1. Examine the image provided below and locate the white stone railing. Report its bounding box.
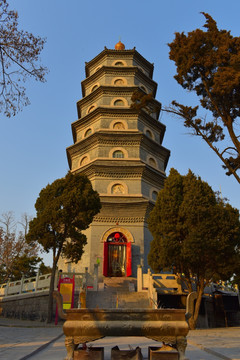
[0,269,90,298]
[0,272,52,297]
[137,266,183,308]
[137,267,239,310]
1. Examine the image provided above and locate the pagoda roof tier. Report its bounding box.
[93,197,153,224]
[66,131,170,169]
[85,47,154,78]
[76,85,161,119]
[69,158,167,177]
[72,160,166,189]
[72,159,166,185]
[71,107,166,144]
[81,66,157,97]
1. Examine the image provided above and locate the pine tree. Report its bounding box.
[167,13,240,183]
[26,172,101,322]
[148,168,240,329]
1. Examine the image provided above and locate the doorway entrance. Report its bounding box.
[103,231,132,277]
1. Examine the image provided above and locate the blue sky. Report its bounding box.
[1,1,240,265]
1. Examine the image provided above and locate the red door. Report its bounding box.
[126,242,132,277]
[103,241,132,277]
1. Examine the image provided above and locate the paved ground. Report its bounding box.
[0,317,239,359]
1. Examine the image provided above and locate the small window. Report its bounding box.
[114,61,124,66]
[80,156,89,166]
[114,99,124,106]
[114,78,125,85]
[140,85,147,93]
[113,122,125,130]
[149,157,157,168]
[138,66,145,74]
[84,128,92,137]
[91,84,98,92]
[113,150,124,158]
[152,191,158,201]
[88,105,96,113]
[146,129,153,139]
[112,184,125,194]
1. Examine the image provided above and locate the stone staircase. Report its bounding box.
[86,277,150,309]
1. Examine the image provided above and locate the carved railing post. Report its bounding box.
[137,265,143,292]
[93,264,98,291]
[6,280,10,296]
[84,267,88,288]
[20,276,24,294]
[35,270,40,292]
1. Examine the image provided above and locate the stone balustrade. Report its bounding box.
[0,270,89,298]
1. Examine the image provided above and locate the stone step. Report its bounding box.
[86,291,117,309]
[117,292,150,309]
[103,277,137,293]
[86,291,150,309]
[86,277,150,309]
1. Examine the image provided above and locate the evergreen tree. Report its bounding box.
[7,253,42,281]
[148,168,240,329]
[26,172,101,322]
[167,13,240,183]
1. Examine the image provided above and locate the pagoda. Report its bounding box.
[59,42,170,279]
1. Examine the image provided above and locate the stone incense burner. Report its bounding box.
[54,291,196,360]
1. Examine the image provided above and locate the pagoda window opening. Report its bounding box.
[94,66,101,73]
[114,99,124,106]
[140,85,147,93]
[87,105,96,113]
[113,121,125,130]
[152,190,158,201]
[146,129,153,139]
[113,150,124,158]
[84,128,92,137]
[114,78,126,86]
[149,157,157,168]
[137,66,145,74]
[112,183,125,194]
[114,61,124,66]
[80,156,89,166]
[91,84,99,92]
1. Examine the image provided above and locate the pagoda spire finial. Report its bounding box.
[115,39,125,50]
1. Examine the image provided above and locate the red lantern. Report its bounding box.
[114,233,120,241]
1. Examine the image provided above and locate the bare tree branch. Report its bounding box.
[0,1,47,117]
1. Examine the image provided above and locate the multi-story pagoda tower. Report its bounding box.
[60,42,170,278]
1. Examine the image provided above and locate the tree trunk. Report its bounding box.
[46,261,57,323]
[188,284,204,330]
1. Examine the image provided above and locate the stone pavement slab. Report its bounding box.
[0,317,64,328]
[0,318,63,360]
[187,328,240,360]
[31,333,240,360]
[0,317,239,360]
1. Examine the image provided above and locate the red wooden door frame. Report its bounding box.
[103,242,108,276]
[126,242,132,277]
[103,241,132,277]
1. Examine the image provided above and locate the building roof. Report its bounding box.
[85,47,154,78]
